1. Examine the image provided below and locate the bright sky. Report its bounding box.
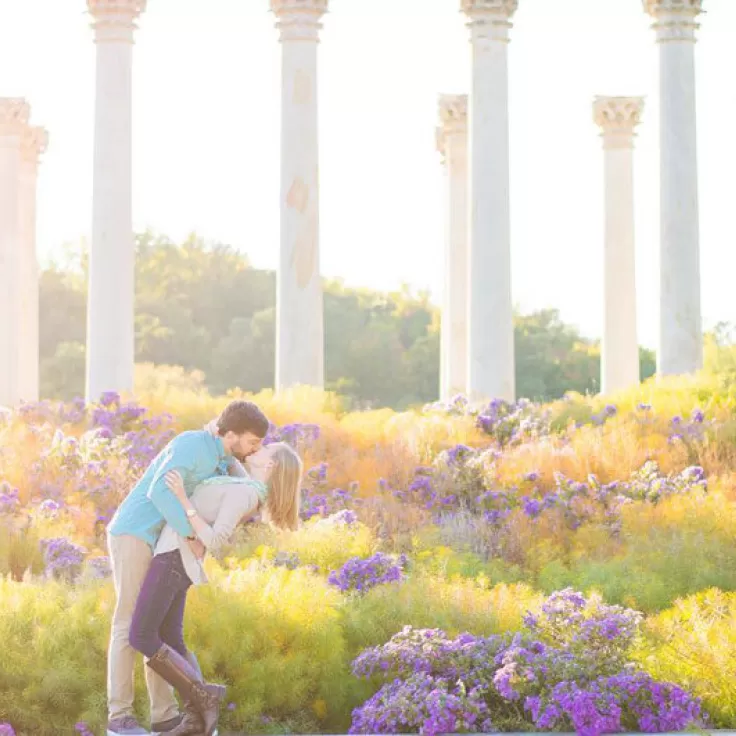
[1,0,734,348]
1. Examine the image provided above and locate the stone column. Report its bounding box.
[593,97,644,395]
[436,94,469,401]
[644,0,703,376]
[86,0,146,402]
[0,99,27,407]
[18,125,49,403]
[461,0,517,402]
[270,0,326,391]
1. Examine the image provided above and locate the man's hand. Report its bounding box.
[187,537,206,560]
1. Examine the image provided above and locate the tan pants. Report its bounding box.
[107,533,179,723]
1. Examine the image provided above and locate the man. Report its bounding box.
[106,400,269,736]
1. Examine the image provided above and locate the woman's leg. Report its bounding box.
[158,585,190,658]
[139,552,225,736]
[129,552,188,658]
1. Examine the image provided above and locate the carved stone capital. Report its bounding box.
[0,98,30,137]
[643,0,703,43]
[593,96,644,149]
[21,126,49,166]
[437,94,468,161]
[461,0,518,44]
[270,0,328,42]
[87,0,146,43]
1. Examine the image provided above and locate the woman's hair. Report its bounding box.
[262,442,303,531]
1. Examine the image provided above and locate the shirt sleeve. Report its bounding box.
[146,435,204,537]
[193,483,260,554]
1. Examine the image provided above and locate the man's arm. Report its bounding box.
[146,437,201,537]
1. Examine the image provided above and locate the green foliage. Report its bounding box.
[40,233,621,408]
[536,496,736,613]
[0,569,540,735]
[230,515,377,573]
[635,589,736,727]
[0,519,45,580]
[0,580,111,735]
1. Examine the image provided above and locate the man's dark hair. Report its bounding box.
[216,401,269,439]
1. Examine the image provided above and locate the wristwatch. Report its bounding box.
[186,508,197,518]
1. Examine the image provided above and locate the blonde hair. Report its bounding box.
[262,442,303,531]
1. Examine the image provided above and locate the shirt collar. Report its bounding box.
[204,430,226,461]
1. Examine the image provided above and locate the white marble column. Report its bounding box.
[461,0,517,402]
[437,94,469,401]
[644,0,703,376]
[18,125,49,403]
[0,99,27,407]
[86,0,145,402]
[270,0,326,391]
[593,97,644,395]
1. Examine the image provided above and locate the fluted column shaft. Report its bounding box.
[645,0,703,375]
[18,126,48,403]
[0,100,26,407]
[462,0,517,402]
[86,0,145,401]
[437,95,469,401]
[271,0,327,390]
[594,97,644,394]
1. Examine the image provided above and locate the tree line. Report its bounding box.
[40,233,656,408]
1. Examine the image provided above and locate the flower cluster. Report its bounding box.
[423,396,551,447]
[328,552,405,594]
[667,408,711,445]
[85,555,112,579]
[400,451,707,540]
[0,483,20,514]
[349,590,704,736]
[350,672,493,736]
[475,398,552,447]
[527,673,702,735]
[273,551,301,570]
[41,537,87,582]
[300,461,361,521]
[265,422,321,451]
[0,723,16,736]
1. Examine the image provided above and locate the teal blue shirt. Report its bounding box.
[108,430,232,548]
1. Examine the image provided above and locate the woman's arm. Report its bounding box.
[164,470,212,543]
[165,471,260,553]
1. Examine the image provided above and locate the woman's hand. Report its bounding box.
[165,470,187,502]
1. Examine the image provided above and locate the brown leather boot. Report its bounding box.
[167,651,226,736]
[146,645,225,736]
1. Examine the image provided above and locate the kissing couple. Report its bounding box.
[104,400,303,736]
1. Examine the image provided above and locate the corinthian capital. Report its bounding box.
[461,0,518,44]
[270,0,329,42]
[436,94,468,161]
[0,98,31,137]
[21,126,49,165]
[87,0,146,43]
[593,96,644,149]
[643,0,703,43]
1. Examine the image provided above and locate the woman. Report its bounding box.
[128,442,302,736]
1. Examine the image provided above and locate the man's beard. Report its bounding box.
[234,448,256,463]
